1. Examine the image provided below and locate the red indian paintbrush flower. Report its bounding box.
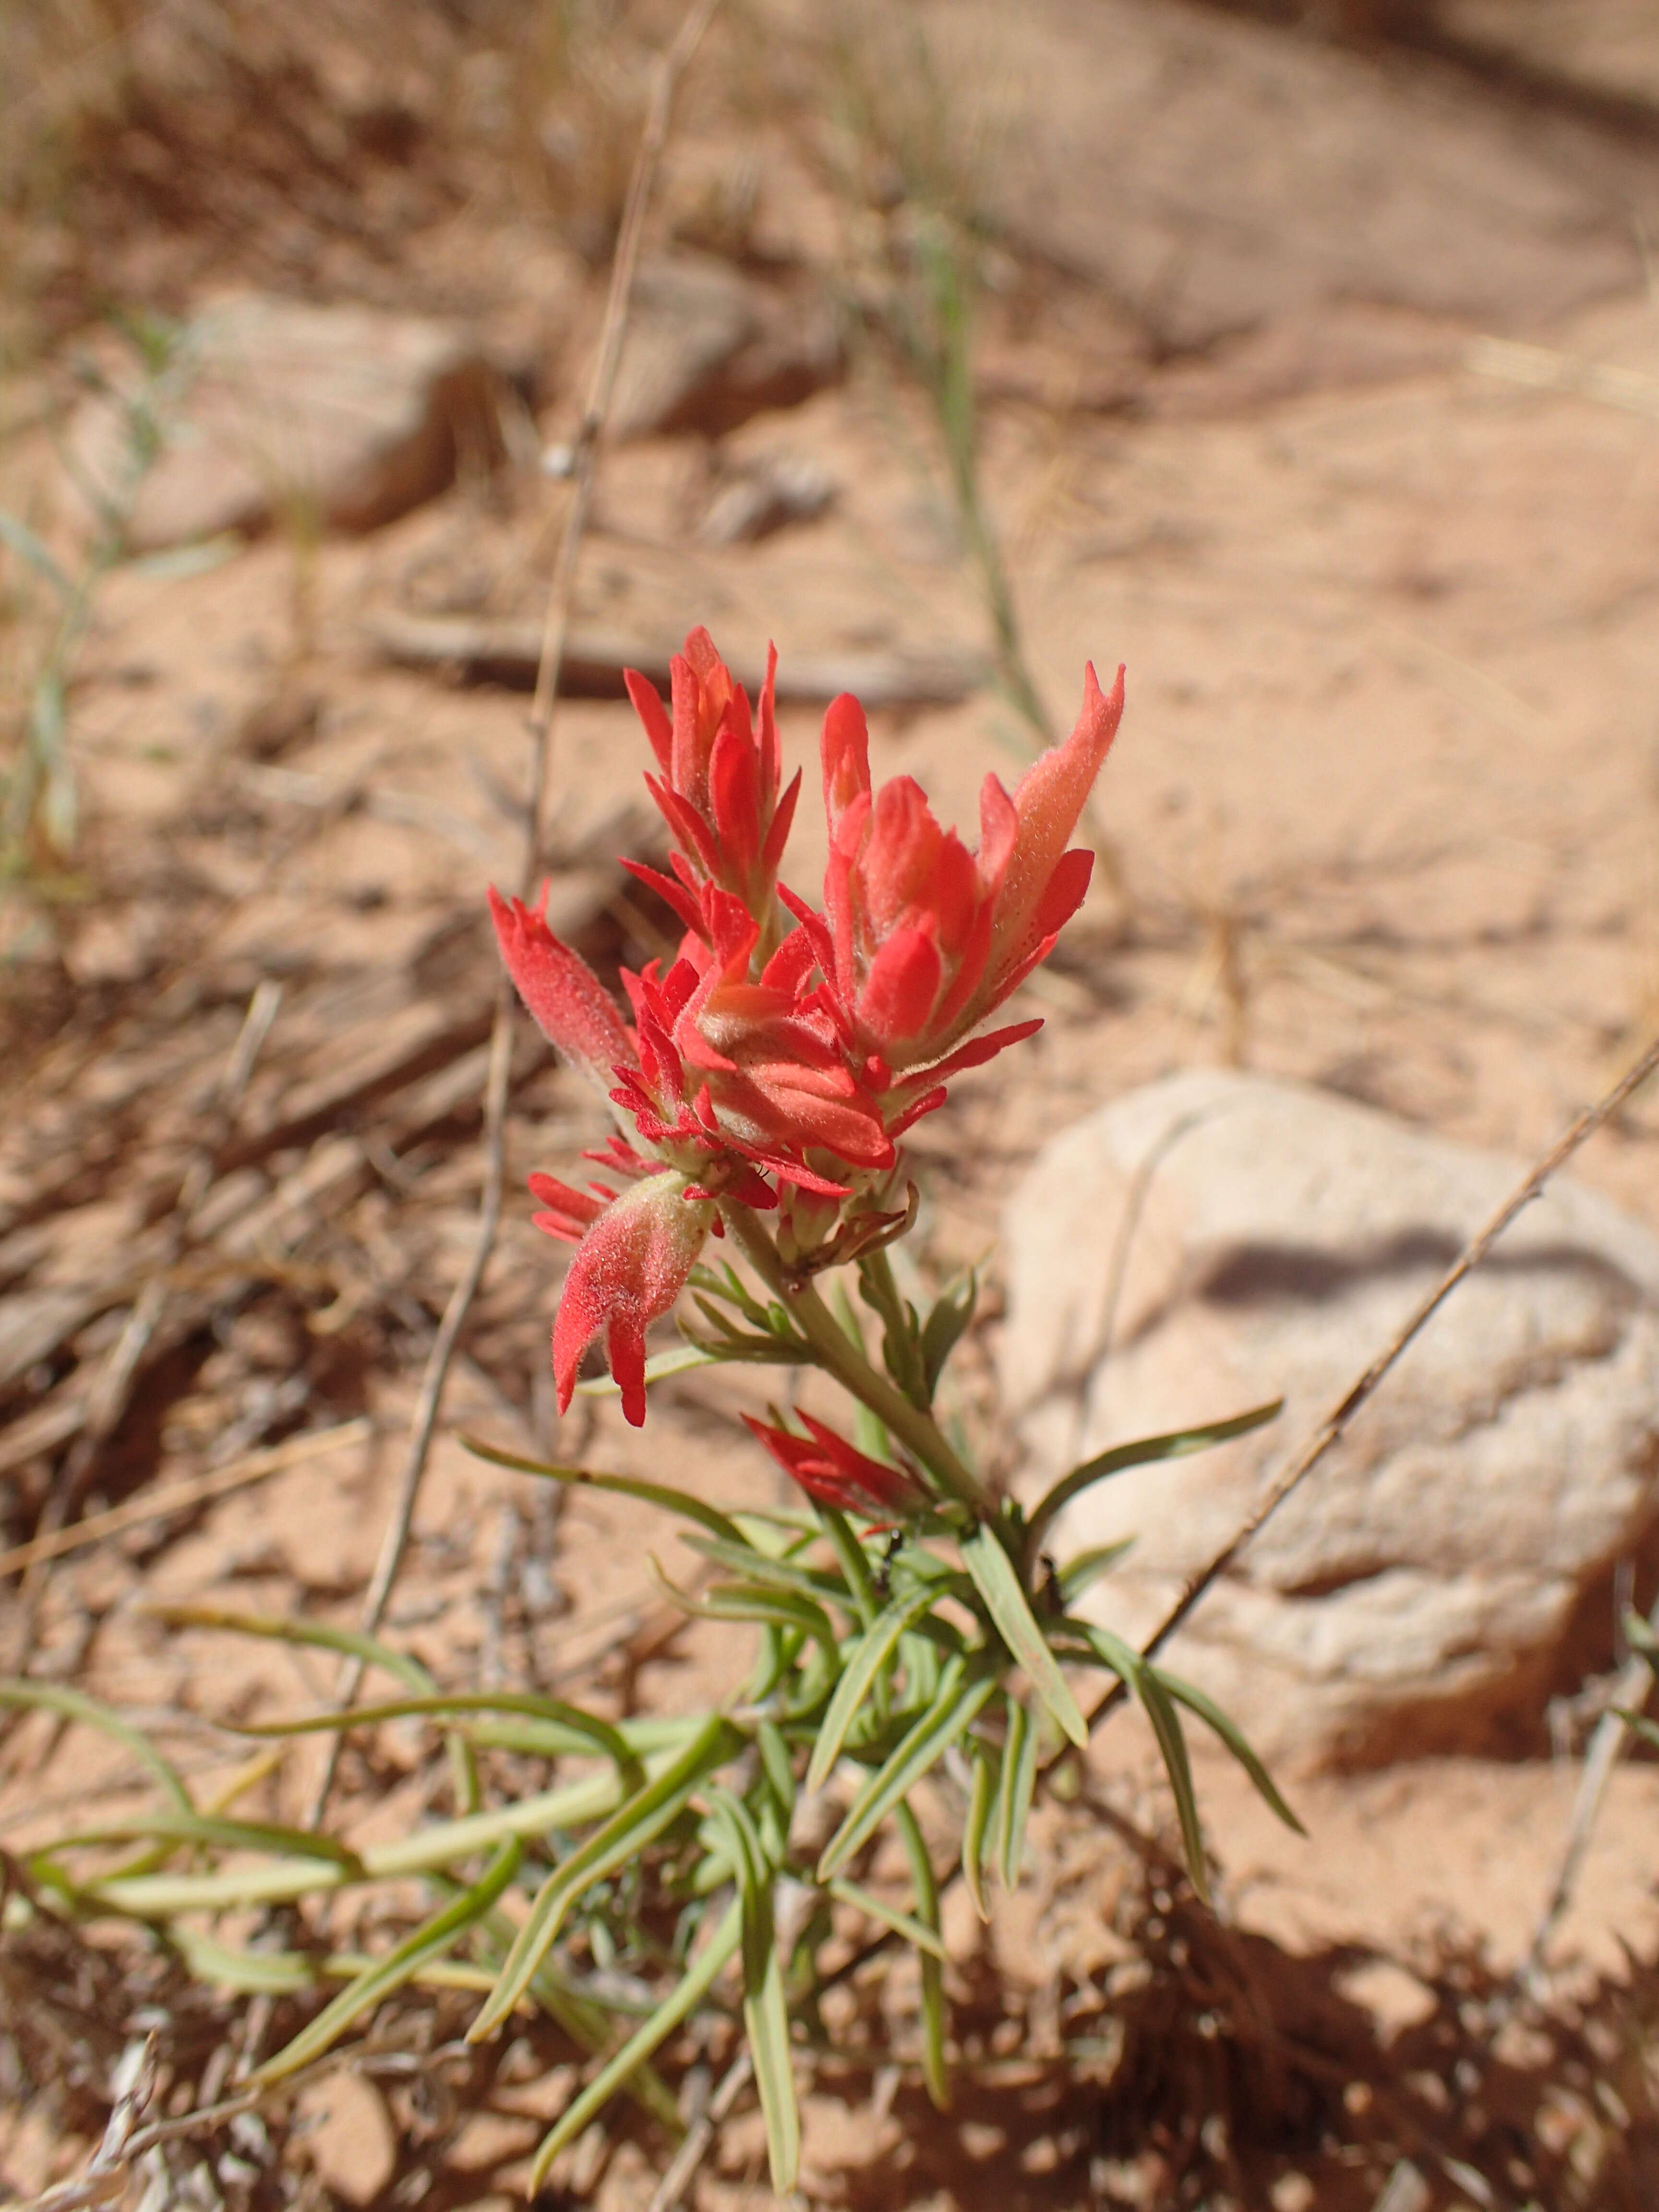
[624,627,800,951]
[492,628,1124,1426]
[809,660,1125,1081]
[743,1410,926,1518]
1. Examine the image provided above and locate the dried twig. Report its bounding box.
[304,0,720,1829]
[0,1418,371,1577]
[7,982,283,1677]
[642,2048,753,2212]
[1083,1029,1659,1735]
[10,2037,159,2212]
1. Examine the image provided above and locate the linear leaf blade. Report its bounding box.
[807,1584,939,1793]
[995,1695,1039,1891]
[460,1438,745,1545]
[961,1742,999,1922]
[1156,1669,1303,1835]
[469,1716,735,2043]
[827,1876,947,1959]
[817,1664,996,1880]
[894,1802,950,2111]
[254,1839,522,2081]
[960,1525,1086,1746]
[1024,1401,1281,1556]
[527,1899,743,2193]
[0,1681,191,1812]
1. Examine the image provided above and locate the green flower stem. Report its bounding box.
[723,1205,987,1518]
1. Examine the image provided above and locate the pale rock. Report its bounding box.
[922,0,1646,368]
[293,2071,396,2205]
[1000,1070,1659,1767]
[699,449,837,543]
[609,254,842,440]
[71,293,500,550]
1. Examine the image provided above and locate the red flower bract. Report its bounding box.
[624,625,800,952]
[743,1411,925,1518]
[548,1170,715,1427]
[491,627,1125,1424]
[814,660,1125,1074]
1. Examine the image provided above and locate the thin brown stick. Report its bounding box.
[642,2048,754,2212]
[1083,1029,1659,1736]
[7,980,283,1677]
[0,1418,370,1576]
[303,0,720,1829]
[528,0,722,784]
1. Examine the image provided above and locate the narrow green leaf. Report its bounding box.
[807,1584,939,1793]
[527,1898,743,2194]
[817,1662,997,1880]
[0,508,74,598]
[995,1696,1037,1891]
[37,1813,363,1874]
[1071,1620,1208,1896]
[169,1928,320,1995]
[1055,1540,1136,1607]
[893,1802,950,2111]
[125,535,241,581]
[229,1691,640,1781]
[29,671,65,757]
[1157,1669,1303,1836]
[1024,1401,1282,1558]
[815,1504,878,1628]
[460,1438,746,1545]
[152,1606,475,1814]
[0,1681,190,1811]
[960,1524,1087,1747]
[682,1533,843,1604]
[920,1269,977,1400]
[1136,1667,1208,1899]
[87,1766,629,1917]
[962,1742,998,1921]
[469,1717,737,2043]
[828,1876,947,1960]
[714,1789,799,2194]
[653,1566,840,1655]
[900,1626,942,1709]
[174,1930,504,1999]
[857,1248,929,1409]
[254,1839,522,2082]
[756,1720,796,1819]
[151,1606,437,1694]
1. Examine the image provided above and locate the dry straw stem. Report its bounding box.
[6,979,284,1680]
[1083,1028,1659,1739]
[642,2047,754,2212]
[303,0,721,1829]
[0,1419,370,1578]
[4,2033,409,2212]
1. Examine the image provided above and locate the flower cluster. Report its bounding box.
[492,627,1123,1430]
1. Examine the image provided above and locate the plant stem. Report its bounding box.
[722,1206,986,1517]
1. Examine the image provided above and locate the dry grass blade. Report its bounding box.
[1083,1028,1659,1737]
[303,0,721,1829]
[0,1420,371,1577]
